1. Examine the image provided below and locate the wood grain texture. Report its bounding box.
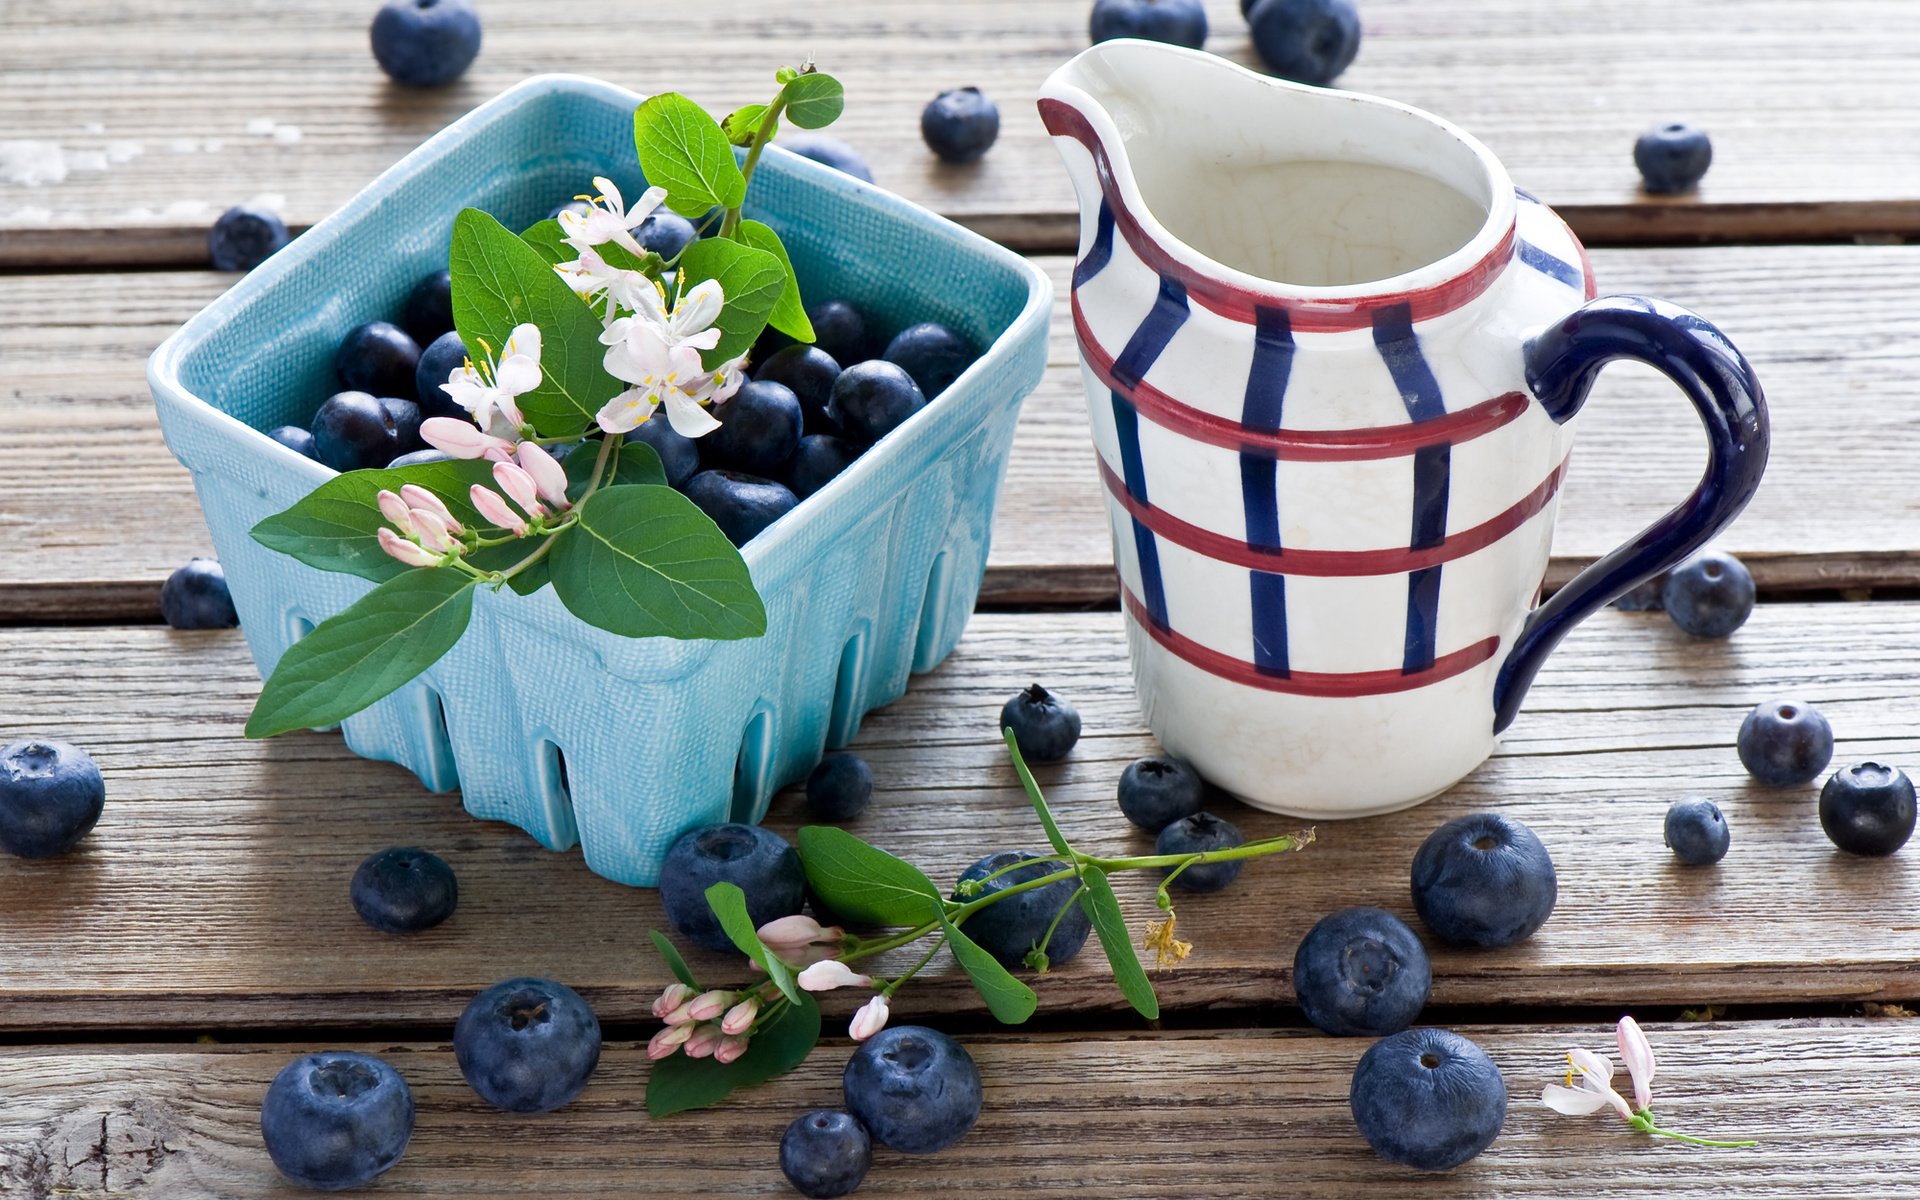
[1,1021,1913,1198]
[6,1,1920,266]
[4,603,1920,1030]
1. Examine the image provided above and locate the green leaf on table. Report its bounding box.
[940,915,1037,1024]
[649,928,701,989]
[722,103,772,147]
[735,219,813,342]
[646,991,819,1117]
[245,569,477,739]
[1003,728,1073,858]
[675,237,787,369]
[251,458,504,583]
[563,438,666,503]
[1078,867,1159,1020]
[548,484,766,640]
[704,881,801,1005]
[634,92,747,216]
[796,826,944,928]
[781,73,845,130]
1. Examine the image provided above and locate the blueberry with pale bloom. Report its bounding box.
[370,0,481,88]
[842,1026,981,1154]
[1350,1027,1506,1170]
[209,204,289,271]
[0,740,106,859]
[454,977,602,1114]
[781,1109,873,1199]
[160,557,239,629]
[779,134,875,183]
[260,1051,414,1190]
[336,321,421,400]
[658,822,806,952]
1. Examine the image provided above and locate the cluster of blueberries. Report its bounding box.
[1090,0,1364,88]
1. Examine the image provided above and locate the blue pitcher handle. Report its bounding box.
[1491,295,1769,733]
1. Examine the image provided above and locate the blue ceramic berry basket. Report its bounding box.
[149,74,1051,886]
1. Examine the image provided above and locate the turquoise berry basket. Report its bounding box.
[148,74,1052,887]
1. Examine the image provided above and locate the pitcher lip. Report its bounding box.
[1037,40,1520,330]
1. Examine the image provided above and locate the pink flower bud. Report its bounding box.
[411,509,457,554]
[720,996,760,1036]
[848,994,890,1041]
[714,1034,750,1064]
[756,914,837,951]
[518,442,572,509]
[493,461,544,518]
[376,526,440,568]
[470,484,530,536]
[686,990,732,1023]
[422,416,514,460]
[647,1022,693,1060]
[796,960,873,993]
[663,999,699,1026]
[399,484,460,532]
[683,1025,724,1059]
[375,489,416,536]
[651,983,699,1019]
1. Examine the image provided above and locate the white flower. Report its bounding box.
[556,176,663,259]
[555,244,657,316]
[630,277,726,352]
[596,318,725,438]
[442,322,542,439]
[1542,1044,1634,1119]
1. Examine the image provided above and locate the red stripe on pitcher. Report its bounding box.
[1040,97,1517,332]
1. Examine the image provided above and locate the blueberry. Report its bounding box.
[1089,0,1208,48]
[388,448,453,468]
[453,977,601,1113]
[1246,0,1363,87]
[1662,550,1753,638]
[414,330,471,421]
[707,380,803,476]
[335,321,421,400]
[261,1052,414,1191]
[1737,698,1833,787]
[1611,574,1666,611]
[208,204,289,271]
[160,556,239,629]
[806,300,870,366]
[1663,799,1730,866]
[267,424,318,459]
[806,752,873,823]
[624,411,702,488]
[780,135,875,183]
[1000,683,1081,762]
[921,87,1001,164]
[1293,906,1432,1037]
[633,210,698,260]
[400,268,455,345]
[882,322,976,399]
[780,1110,872,1199]
[828,361,926,443]
[784,434,862,500]
[1116,755,1205,832]
[0,740,105,859]
[1350,1028,1506,1171]
[684,470,799,547]
[755,344,844,432]
[1409,813,1557,948]
[351,846,458,934]
[659,822,805,952]
[370,0,482,88]
[311,390,402,472]
[842,1026,981,1154]
[381,396,426,457]
[1820,762,1916,856]
[953,850,1092,970]
[1635,121,1713,194]
[1155,811,1245,893]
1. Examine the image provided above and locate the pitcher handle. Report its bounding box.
[1491,295,1769,733]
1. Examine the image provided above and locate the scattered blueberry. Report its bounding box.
[454,977,602,1113]
[781,135,875,183]
[708,380,804,476]
[1820,762,1917,857]
[1736,698,1833,787]
[0,740,105,859]
[1662,550,1753,638]
[370,0,482,88]
[389,448,452,469]
[624,411,702,488]
[755,344,844,432]
[261,1052,414,1191]
[784,434,862,499]
[780,1110,873,1199]
[806,300,870,366]
[1000,683,1081,762]
[921,87,1001,164]
[1409,813,1557,948]
[208,204,289,272]
[160,557,239,629]
[267,424,319,459]
[1116,756,1205,833]
[1635,121,1713,194]
[400,268,455,345]
[882,322,976,399]
[414,330,471,421]
[335,321,421,400]
[1293,907,1432,1037]
[311,390,403,472]
[633,210,699,260]
[1349,1028,1506,1171]
[828,361,926,443]
[806,752,873,823]
[1156,811,1246,893]
[1246,0,1363,87]
[659,822,805,952]
[684,470,800,547]
[843,1026,982,1154]
[351,846,458,934]
[1611,574,1667,611]
[953,850,1092,970]
[1663,799,1730,866]
[1089,0,1209,48]
[381,395,426,457]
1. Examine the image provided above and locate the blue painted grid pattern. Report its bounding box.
[1108,276,1191,629]
[1073,199,1116,289]
[1373,304,1452,674]
[1240,306,1294,674]
[1518,240,1584,291]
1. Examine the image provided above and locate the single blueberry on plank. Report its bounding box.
[921,87,1001,163]
[843,1026,982,1154]
[0,740,106,859]
[454,977,602,1113]
[1350,1028,1506,1171]
[779,134,875,183]
[952,850,1091,970]
[1293,906,1432,1037]
[806,752,873,823]
[1117,755,1205,832]
[1736,698,1833,787]
[351,846,458,933]
[1820,762,1917,856]
[1090,0,1209,48]
[658,822,805,952]
[1409,813,1557,948]
[780,1109,873,1199]
[161,557,239,629]
[1156,811,1246,893]
[209,204,289,271]
[260,1052,414,1191]
[1663,550,1753,638]
[1635,121,1713,194]
[1246,0,1363,87]
[370,0,482,88]
[1663,799,1731,866]
[1000,683,1081,762]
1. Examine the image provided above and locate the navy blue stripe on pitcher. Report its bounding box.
[1073,199,1116,289]
[1240,304,1294,675]
[1518,240,1584,291]
[1111,389,1168,628]
[1373,303,1453,674]
[1403,565,1444,674]
[1108,277,1190,390]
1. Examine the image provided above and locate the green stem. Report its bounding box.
[840,923,943,966]
[498,435,614,582]
[1632,1110,1756,1148]
[957,853,1067,897]
[721,89,792,239]
[883,934,948,997]
[1080,832,1312,874]
[1032,885,1088,961]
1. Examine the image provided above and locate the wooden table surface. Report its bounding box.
[6,2,1920,1196]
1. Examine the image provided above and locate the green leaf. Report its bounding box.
[634,93,747,216]
[646,992,819,1117]
[675,237,786,369]
[548,484,767,640]
[563,439,666,503]
[796,826,943,928]
[1003,728,1073,858]
[250,459,502,583]
[502,553,551,597]
[775,66,799,85]
[245,569,477,739]
[722,103,771,147]
[649,929,700,989]
[704,881,801,1005]
[735,220,813,342]
[1078,868,1159,1020]
[940,915,1037,1024]
[520,218,570,266]
[781,73,845,130]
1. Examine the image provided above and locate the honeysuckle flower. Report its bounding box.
[714,1034,750,1064]
[410,509,456,554]
[442,323,542,439]
[492,460,545,519]
[720,995,760,1036]
[630,277,725,352]
[556,176,663,259]
[469,484,530,536]
[517,443,571,510]
[377,525,441,568]
[596,318,725,438]
[398,484,459,531]
[1619,1015,1656,1112]
[683,1024,724,1059]
[848,995,890,1041]
[376,489,416,537]
[796,960,873,993]
[422,416,517,462]
[1540,1017,1758,1148]
[650,983,699,1020]
[686,990,732,1023]
[647,1022,693,1060]
[757,915,843,952]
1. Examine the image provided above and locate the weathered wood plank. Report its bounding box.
[0,1021,1910,1198]
[5,1,1920,266]
[3,604,1920,1030]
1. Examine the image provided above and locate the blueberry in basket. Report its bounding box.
[400,268,455,345]
[805,300,871,366]
[883,322,976,399]
[784,434,862,499]
[335,320,421,400]
[684,470,800,547]
[755,344,844,432]
[311,390,404,472]
[828,361,926,443]
[707,380,804,476]
[625,411,703,488]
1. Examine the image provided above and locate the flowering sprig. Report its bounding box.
[1541,1016,1758,1148]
